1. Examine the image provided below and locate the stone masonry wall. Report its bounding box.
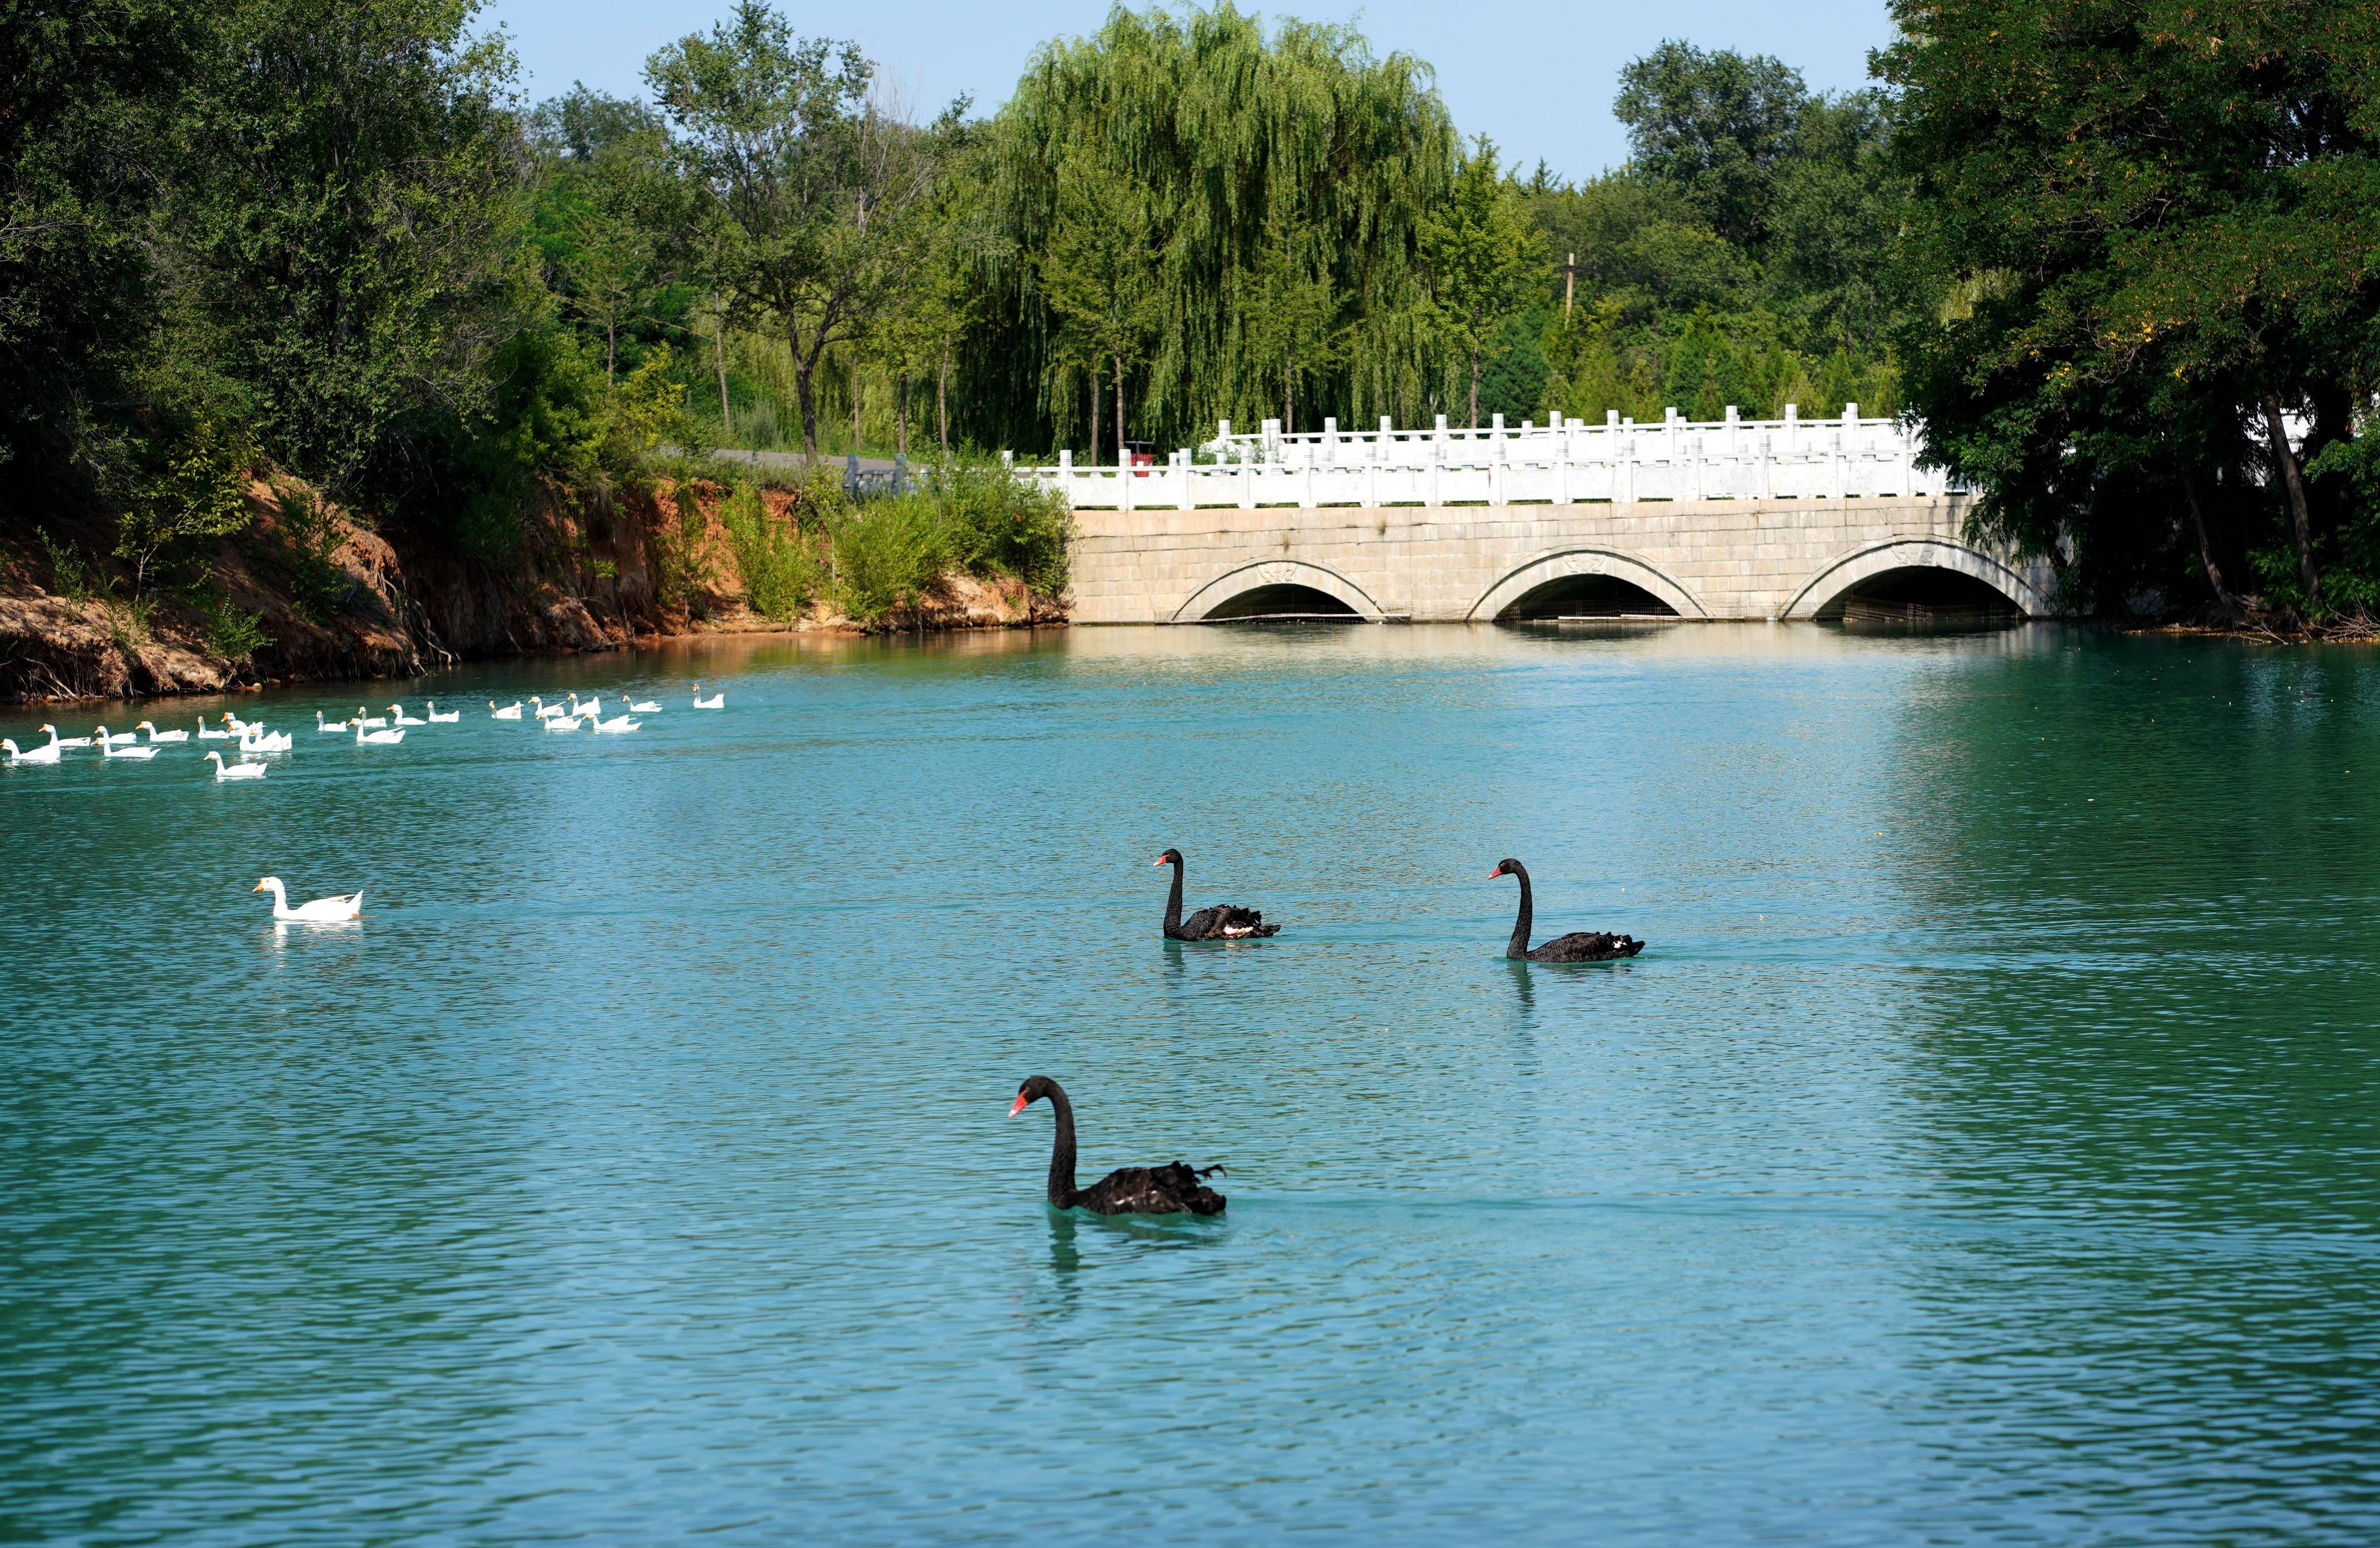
[1066,493,2052,623]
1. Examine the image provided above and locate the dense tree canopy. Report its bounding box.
[1883,0,2380,619]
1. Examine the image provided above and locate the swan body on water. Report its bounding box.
[1488,858,1644,962]
[316,710,350,734]
[354,722,405,746]
[139,721,188,743]
[240,729,294,753]
[3,727,64,765]
[95,726,159,760]
[353,708,388,728]
[625,697,661,714]
[426,702,459,723]
[205,751,266,781]
[197,719,231,739]
[52,730,93,747]
[692,685,724,709]
[1154,848,1280,940]
[543,712,580,731]
[252,876,363,922]
[96,726,140,748]
[568,695,602,721]
[491,700,523,719]
[388,704,426,726]
[591,714,640,733]
[1010,1076,1227,1215]
[531,696,567,719]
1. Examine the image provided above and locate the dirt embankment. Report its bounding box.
[1,478,1064,704]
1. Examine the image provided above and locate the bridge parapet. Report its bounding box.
[1019,405,1956,511]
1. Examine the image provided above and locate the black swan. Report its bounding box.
[1009,1076,1227,1215]
[1489,857,1644,962]
[1154,848,1280,940]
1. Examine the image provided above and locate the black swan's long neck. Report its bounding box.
[1044,1084,1080,1207]
[1506,865,1534,959]
[1163,861,1185,935]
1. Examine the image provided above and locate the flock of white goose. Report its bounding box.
[2,683,728,781]
[4,680,729,920]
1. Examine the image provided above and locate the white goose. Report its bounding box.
[315,710,350,734]
[240,728,294,753]
[3,727,64,765]
[138,721,188,743]
[95,725,159,760]
[354,707,388,729]
[490,700,524,719]
[569,694,602,721]
[542,712,580,732]
[354,721,405,746]
[692,684,725,709]
[97,726,140,748]
[531,696,567,720]
[204,750,266,781]
[388,703,426,726]
[52,729,93,747]
[223,712,258,735]
[426,701,460,723]
[252,876,363,922]
[196,718,232,740]
[592,713,641,733]
[625,696,661,714]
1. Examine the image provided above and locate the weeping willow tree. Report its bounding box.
[959,3,1457,455]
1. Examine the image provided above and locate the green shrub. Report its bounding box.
[931,457,1072,594]
[829,497,951,622]
[271,484,349,623]
[717,481,820,620]
[36,527,98,602]
[204,593,273,663]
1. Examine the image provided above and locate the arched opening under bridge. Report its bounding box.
[1199,583,1363,622]
[1494,573,1681,622]
[1813,565,2025,627]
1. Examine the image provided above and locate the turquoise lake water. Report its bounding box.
[4,623,2378,1543]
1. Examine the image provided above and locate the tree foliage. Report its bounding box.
[1882,0,2380,619]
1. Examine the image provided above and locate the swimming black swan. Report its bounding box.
[1009,1076,1228,1215]
[1154,847,1280,940]
[1489,857,1644,962]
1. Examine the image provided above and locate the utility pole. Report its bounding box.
[1562,252,1579,321]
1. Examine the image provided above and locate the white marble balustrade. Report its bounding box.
[1012,404,1954,511]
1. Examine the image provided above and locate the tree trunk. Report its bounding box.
[1468,336,1482,430]
[790,328,820,459]
[1089,366,1101,467]
[1114,353,1126,466]
[2181,472,2237,617]
[716,308,733,436]
[897,373,909,458]
[1284,344,1294,434]
[938,355,949,453]
[606,319,617,386]
[2260,389,2321,608]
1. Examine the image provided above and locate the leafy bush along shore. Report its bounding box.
[658,457,1072,630]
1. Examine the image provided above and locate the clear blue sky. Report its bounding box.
[480,0,1897,184]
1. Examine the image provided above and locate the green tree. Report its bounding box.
[1881,0,2380,619]
[1422,138,1539,427]
[1233,206,1355,433]
[647,2,955,459]
[1035,158,1163,463]
[1614,41,1808,250]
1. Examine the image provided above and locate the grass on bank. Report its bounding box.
[664,454,1070,625]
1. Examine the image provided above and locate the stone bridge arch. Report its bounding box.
[1468,548,1708,622]
[1782,538,2046,619]
[1173,558,1386,622]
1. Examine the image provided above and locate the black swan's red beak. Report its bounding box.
[1152,855,1167,865]
[1486,867,1503,879]
[1008,1093,1030,1117]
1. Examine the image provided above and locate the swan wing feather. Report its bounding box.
[1076,1162,1227,1216]
[1526,931,1644,962]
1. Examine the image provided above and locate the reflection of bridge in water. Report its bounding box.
[1024,408,2051,624]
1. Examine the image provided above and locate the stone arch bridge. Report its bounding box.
[1037,410,2048,623]
[1066,495,2048,624]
